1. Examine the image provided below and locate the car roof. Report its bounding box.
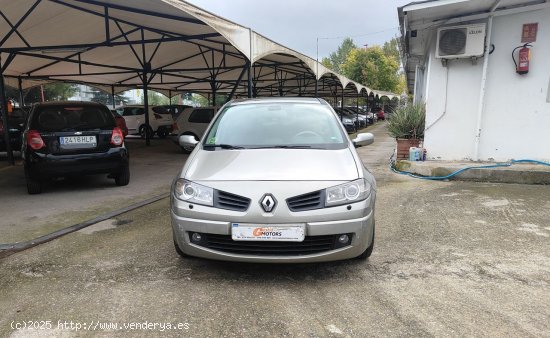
[228,97,325,106]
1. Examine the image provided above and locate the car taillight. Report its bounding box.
[27,130,45,150]
[172,122,178,131]
[154,113,162,120]
[110,127,124,146]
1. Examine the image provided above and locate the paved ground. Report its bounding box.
[1,122,549,337]
[0,136,185,243]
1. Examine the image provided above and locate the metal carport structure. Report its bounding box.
[0,0,397,164]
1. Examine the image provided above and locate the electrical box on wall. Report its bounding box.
[436,23,486,59]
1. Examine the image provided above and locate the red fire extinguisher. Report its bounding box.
[512,43,532,75]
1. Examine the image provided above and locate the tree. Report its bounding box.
[323,38,357,73]
[89,87,128,107]
[382,37,401,63]
[139,91,169,105]
[342,46,401,93]
[23,83,77,103]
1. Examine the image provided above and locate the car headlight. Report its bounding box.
[173,179,213,206]
[343,118,352,123]
[325,179,371,207]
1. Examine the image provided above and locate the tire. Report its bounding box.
[114,165,130,186]
[356,224,375,260]
[24,166,42,194]
[139,125,153,139]
[26,175,42,194]
[157,128,169,139]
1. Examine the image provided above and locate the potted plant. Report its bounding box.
[387,102,425,160]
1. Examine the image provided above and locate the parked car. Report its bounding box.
[373,107,385,120]
[170,106,218,153]
[334,108,357,133]
[0,106,29,152]
[22,101,129,194]
[110,109,128,137]
[120,105,173,138]
[159,104,193,120]
[345,107,367,128]
[173,97,376,263]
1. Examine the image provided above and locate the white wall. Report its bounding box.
[420,7,550,162]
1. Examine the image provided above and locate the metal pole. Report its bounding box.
[0,71,14,165]
[247,61,253,98]
[211,82,216,106]
[111,85,116,109]
[168,89,172,111]
[356,92,359,129]
[18,77,24,108]
[142,66,150,146]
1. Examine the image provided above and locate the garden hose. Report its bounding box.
[390,155,550,181]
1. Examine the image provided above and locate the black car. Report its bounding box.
[22,101,129,194]
[0,107,29,152]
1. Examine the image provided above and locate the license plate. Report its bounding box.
[231,223,305,242]
[60,136,96,148]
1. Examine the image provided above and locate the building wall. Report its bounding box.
[421,7,550,161]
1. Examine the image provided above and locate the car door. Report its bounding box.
[122,107,144,133]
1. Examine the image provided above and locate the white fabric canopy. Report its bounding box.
[0,0,396,99]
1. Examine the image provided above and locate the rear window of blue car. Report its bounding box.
[31,105,115,132]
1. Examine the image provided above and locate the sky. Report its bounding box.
[186,0,413,60]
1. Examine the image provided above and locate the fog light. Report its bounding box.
[338,234,349,244]
[191,233,202,243]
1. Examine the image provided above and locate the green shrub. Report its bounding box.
[387,102,425,139]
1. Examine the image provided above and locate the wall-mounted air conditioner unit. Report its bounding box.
[436,23,486,59]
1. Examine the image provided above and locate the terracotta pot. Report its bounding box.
[396,138,421,160]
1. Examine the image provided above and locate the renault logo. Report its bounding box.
[260,194,277,213]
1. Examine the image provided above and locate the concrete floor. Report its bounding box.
[0,137,186,243]
[1,122,549,337]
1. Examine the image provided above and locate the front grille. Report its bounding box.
[214,190,251,211]
[191,233,351,256]
[287,190,324,212]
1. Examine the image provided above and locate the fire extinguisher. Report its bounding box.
[512,43,532,75]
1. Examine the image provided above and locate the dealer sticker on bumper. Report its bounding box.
[231,223,305,242]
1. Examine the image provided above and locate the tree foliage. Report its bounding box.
[323,37,356,73]
[323,36,407,94]
[23,83,77,104]
[342,46,400,92]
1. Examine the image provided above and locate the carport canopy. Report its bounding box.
[0,0,397,163]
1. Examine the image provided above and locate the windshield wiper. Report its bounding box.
[204,144,245,150]
[250,145,314,149]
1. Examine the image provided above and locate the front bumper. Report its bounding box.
[171,188,375,263]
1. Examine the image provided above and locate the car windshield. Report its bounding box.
[203,102,347,150]
[31,105,114,132]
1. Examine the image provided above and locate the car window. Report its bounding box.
[188,109,215,124]
[204,103,346,150]
[152,106,170,114]
[122,107,145,116]
[30,105,115,132]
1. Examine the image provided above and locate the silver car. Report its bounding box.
[171,97,376,263]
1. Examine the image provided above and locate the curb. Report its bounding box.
[395,160,550,185]
[0,193,170,258]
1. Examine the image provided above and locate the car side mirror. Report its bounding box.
[352,133,374,147]
[179,135,199,148]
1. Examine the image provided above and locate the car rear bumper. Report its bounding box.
[25,147,129,179]
[171,201,374,263]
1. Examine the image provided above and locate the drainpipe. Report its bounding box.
[473,1,499,161]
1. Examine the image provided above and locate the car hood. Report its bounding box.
[185,148,359,181]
